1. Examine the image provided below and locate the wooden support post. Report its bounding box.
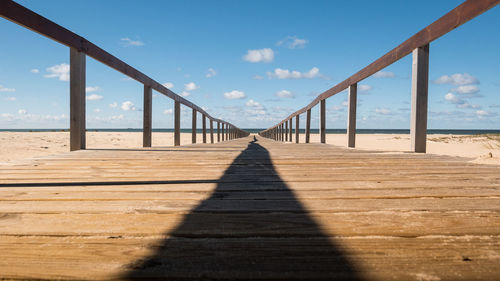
[306,109,311,143]
[210,120,214,144]
[289,119,293,142]
[295,115,300,144]
[347,84,357,148]
[143,85,152,148]
[217,122,220,142]
[226,124,229,140]
[281,124,284,141]
[410,44,429,153]
[70,48,86,151]
[320,99,326,144]
[192,109,197,144]
[285,120,288,142]
[202,114,207,143]
[222,123,225,141]
[174,101,180,146]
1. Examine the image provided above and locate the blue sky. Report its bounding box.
[0,0,499,129]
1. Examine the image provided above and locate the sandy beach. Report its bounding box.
[0,131,499,165]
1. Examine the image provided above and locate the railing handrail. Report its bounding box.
[0,0,243,131]
[263,0,499,131]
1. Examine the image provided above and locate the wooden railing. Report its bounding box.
[259,0,498,153]
[0,0,249,151]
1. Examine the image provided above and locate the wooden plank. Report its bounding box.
[289,119,292,142]
[347,83,357,148]
[69,47,85,151]
[143,85,152,148]
[410,44,429,153]
[217,122,220,142]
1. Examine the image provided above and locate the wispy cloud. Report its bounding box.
[162,82,174,89]
[121,101,136,111]
[109,102,118,108]
[86,94,104,101]
[184,82,199,91]
[206,68,216,78]
[433,73,479,85]
[267,67,322,79]
[120,37,144,47]
[4,96,16,101]
[276,36,308,49]
[373,71,395,78]
[44,63,69,81]
[85,86,101,93]
[243,48,274,63]
[0,85,16,92]
[276,90,294,98]
[224,90,246,100]
[30,69,40,74]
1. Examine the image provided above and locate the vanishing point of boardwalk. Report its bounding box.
[1,135,500,280]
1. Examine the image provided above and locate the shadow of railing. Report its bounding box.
[123,136,362,280]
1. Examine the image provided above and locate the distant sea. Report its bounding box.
[1,128,500,135]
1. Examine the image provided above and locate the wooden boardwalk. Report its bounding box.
[0,135,499,280]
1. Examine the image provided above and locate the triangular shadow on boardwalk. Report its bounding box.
[123,136,362,280]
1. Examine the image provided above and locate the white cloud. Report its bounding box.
[206,68,216,78]
[451,85,479,95]
[180,91,190,97]
[0,113,14,119]
[109,102,118,108]
[120,37,144,47]
[246,99,261,107]
[444,93,480,109]
[433,73,478,85]
[375,108,391,115]
[86,94,103,101]
[121,101,136,111]
[184,82,199,91]
[0,85,16,92]
[476,110,489,116]
[253,75,264,80]
[94,108,101,113]
[45,63,70,81]
[30,69,40,74]
[243,48,274,63]
[18,109,27,115]
[276,90,294,98]
[85,86,101,93]
[224,90,246,100]
[358,84,373,92]
[162,82,174,89]
[276,36,308,49]
[267,67,321,79]
[373,71,395,78]
[4,97,16,101]
[163,109,173,114]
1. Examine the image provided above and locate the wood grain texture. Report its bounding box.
[0,135,499,280]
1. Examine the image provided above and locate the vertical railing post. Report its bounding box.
[192,109,197,144]
[202,114,207,143]
[410,44,429,153]
[70,47,86,151]
[306,109,311,143]
[143,85,152,148]
[285,120,288,142]
[210,120,214,144]
[174,101,180,146]
[281,124,284,141]
[347,83,357,148]
[226,124,229,140]
[217,122,220,142]
[320,99,326,144]
[295,115,300,144]
[222,123,225,141]
[289,119,292,142]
